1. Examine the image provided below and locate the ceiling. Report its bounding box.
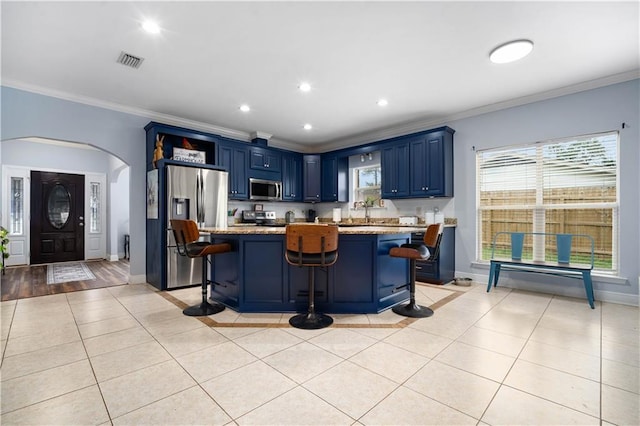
[2,1,638,151]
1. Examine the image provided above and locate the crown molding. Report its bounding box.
[318,70,640,152]
[2,79,252,142]
[5,69,638,154]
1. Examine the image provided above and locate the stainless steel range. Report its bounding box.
[241,210,276,226]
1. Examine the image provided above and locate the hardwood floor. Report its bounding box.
[1,259,130,301]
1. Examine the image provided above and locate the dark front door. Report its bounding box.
[30,171,85,264]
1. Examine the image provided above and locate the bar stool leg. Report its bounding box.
[392,259,434,318]
[183,256,225,316]
[289,267,333,329]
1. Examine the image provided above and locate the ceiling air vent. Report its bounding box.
[117,51,144,69]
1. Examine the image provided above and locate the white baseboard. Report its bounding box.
[129,274,147,284]
[108,254,119,262]
[458,270,639,307]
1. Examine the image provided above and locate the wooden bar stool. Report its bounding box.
[170,219,231,316]
[285,224,339,329]
[389,223,443,318]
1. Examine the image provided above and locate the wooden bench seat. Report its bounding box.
[487,232,596,309]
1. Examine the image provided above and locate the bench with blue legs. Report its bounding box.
[487,232,596,309]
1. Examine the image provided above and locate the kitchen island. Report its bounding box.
[201,225,424,313]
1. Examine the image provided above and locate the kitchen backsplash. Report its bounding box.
[228,198,455,224]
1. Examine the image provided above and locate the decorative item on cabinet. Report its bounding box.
[182,137,195,149]
[152,134,164,168]
[172,147,206,164]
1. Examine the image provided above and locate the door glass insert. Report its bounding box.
[10,177,24,235]
[89,182,101,233]
[47,184,71,229]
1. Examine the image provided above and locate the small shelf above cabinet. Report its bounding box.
[145,122,218,170]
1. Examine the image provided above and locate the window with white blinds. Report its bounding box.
[477,131,618,272]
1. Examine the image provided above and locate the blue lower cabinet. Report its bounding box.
[242,238,286,308]
[414,227,455,284]
[210,233,411,313]
[209,238,240,309]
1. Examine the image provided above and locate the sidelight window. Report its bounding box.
[89,182,101,233]
[477,131,618,272]
[10,177,24,235]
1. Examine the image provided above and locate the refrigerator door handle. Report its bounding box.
[196,171,203,225]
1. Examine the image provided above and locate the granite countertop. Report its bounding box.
[202,225,428,235]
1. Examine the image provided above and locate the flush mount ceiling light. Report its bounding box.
[141,19,161,34]
[377,98,388,107]
[303,123,312,130]
[489,39,534,64]
[298,82,311,92]
[239,104,250,112]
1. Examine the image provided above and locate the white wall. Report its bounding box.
[2,139,113,173]
[1,86,146,282]
[448,79,639,304]
[2,80,638,301]
[1,138,128,258]
[109,166,130,260]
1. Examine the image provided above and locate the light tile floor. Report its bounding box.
[1,282,638,425]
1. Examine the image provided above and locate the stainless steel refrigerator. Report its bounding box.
[166,164,228,288]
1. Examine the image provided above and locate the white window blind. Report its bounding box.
[477,132,618,271]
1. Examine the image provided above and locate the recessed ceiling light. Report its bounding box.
[239,104,251,112]
[377,98,389,107]
[141,20,161,34]
[299,82,311,92]
[489,39,534,64]
[303,123,312,130]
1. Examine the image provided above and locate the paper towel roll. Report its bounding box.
[435,212,445,224]
[425,211,435,225]
[332,208,342,223]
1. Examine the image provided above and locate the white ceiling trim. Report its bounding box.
[2,79,255,142]
[4,69,638,155]
[318,70,640,152]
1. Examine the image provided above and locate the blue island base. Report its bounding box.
[208,232,412,314]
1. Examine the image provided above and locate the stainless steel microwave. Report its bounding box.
[249,178,282,201]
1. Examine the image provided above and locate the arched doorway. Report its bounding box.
[1,137,130,266]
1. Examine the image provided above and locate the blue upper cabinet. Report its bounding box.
[282,152,302,201]
[250,146,281,173]
[303,155,321,202]
[321,155,349,202]
[218,143,249,200]
[409,129,454,198]
[381,142,410,198]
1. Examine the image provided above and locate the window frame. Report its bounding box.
[352,163,382,205]
[476,131,619,273]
